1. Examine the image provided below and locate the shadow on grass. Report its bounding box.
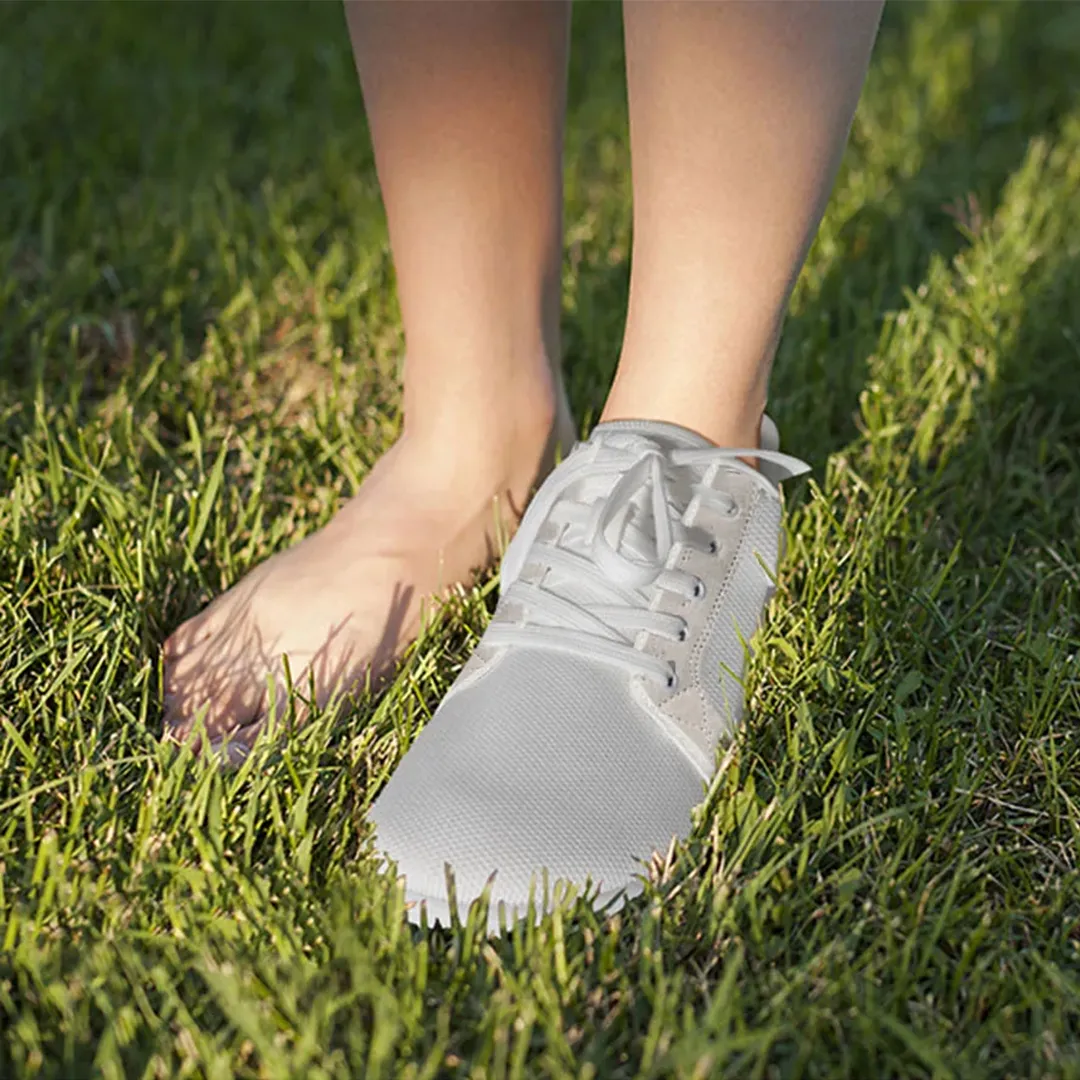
[0,0,375,405]
[4,2,1071,447]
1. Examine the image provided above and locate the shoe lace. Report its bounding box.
[487,437,809,686]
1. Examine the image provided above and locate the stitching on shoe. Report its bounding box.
[689,486,767,738]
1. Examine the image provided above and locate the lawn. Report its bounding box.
[3,1,1080,1076]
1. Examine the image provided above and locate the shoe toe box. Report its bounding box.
[369,651,706,927]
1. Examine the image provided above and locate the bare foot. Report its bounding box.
[162,401,576,758]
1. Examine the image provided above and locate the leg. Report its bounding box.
[348,0,573,453]
[604,0,883,448]
[367,1,883,928]
[163,0,574,753]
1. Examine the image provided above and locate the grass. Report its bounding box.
[2,0,1080,1076]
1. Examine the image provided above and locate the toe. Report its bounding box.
[161,638,265,745]
[217,679,315,758]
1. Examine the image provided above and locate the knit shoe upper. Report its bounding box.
[369,417,809,930]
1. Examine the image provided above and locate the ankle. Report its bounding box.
[607,303,778,449]
[402,358,574,506]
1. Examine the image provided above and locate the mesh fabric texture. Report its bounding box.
[369,649,706,914]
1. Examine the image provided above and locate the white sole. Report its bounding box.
[402,877,645,934]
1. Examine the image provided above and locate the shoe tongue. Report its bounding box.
[588,418,716,454]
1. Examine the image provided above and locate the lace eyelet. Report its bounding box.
[677,626,688,642]
[692,580,706,600]
[665,669,678,690]
[708,539,719,555]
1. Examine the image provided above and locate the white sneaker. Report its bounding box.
[369,417,809,930]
